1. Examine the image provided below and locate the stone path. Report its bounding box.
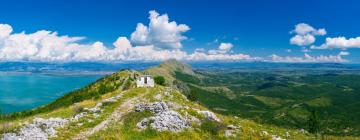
[71,88,149,140]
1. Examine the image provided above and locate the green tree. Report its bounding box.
[308,109,320,134]
[154,76,165,85]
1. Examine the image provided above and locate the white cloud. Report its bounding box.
[311,36,360,50]
[290,23,326,46]
[290,34,315,46]
[188,51,251,61]
[130,10,190,50]
[208,43,233,54]
[192,42,251,61]
[270,52,348,63]
[0,22,254,62]
[339,51,350,56]
[0,24,13,39]
[292,23,326,36]
[1,13,351,63]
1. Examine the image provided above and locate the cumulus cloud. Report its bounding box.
[208,43,233,54]
[0,24,12,39]
[270,52,348,63]
[0,22,253,62]
[190,43,252,61]
[290,23,326,46]
[290,34,315,46]
[130,10,190,50]
[292,23,326,36]
[1,12,351,63]
[311,36,360,50]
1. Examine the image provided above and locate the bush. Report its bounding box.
[187,89,198,101]
[154,76,165,86]
[73,105,84,114]
[123,79,132,90]
[72,95,83,103]
[308,109,320,134]
[200,120,225,135]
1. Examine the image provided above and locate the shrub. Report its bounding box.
[154,76,165,86]
[187,89,198,101]
[200,120,225,135]
[73,105,84,114]
[72,95,83,103]
[308,109,320,134]
[123,79,132,90]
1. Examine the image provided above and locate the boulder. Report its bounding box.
[71,112,87,121]
[135,102,189,132]
[272,135,286,140]
[197,110,221,122]
[227,124,239,130]
[1,133,18,140]
[135,102,169,113]
[150,111,189,132]
[136,118,152,130]
[224,130,236,137]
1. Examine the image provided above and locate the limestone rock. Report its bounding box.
[135,102,189,132]
[150,111,189,132]
[136,118,152,130]
[2,117,68,140]
[197,110,221,122]
[224,130,236,137]
[272,135,286,140]
[135,102,169,113]
[1,133,18,140]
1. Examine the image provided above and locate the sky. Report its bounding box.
[0,0,360,63]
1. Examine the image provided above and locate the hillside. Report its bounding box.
[0,60,358,140]
[149,60,360,137]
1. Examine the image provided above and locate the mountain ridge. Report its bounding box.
[0,60,358,139]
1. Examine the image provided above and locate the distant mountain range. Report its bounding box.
[1,61,360,74]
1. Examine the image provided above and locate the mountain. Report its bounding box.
[145,59,196,84]
[0,60,358,139]
[158,60,360,137]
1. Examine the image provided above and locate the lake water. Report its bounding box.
[0,73,102,114]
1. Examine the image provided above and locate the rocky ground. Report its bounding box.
[1,85,300,140]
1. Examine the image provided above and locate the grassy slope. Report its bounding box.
[0,60,358,139]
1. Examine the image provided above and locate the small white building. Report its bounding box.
[136,75,155,87]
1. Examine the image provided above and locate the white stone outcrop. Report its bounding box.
[1,117,68,140]
[197,110,221,122]
[151,111,189,132]
[135,102,190,132]
[135,102,169,113]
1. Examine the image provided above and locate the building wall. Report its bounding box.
[136,76,154,87]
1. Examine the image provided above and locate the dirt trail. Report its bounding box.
[71,88,149,140]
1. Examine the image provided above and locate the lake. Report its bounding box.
[0,73,102,114]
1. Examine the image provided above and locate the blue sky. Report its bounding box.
[0,0,359,63]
